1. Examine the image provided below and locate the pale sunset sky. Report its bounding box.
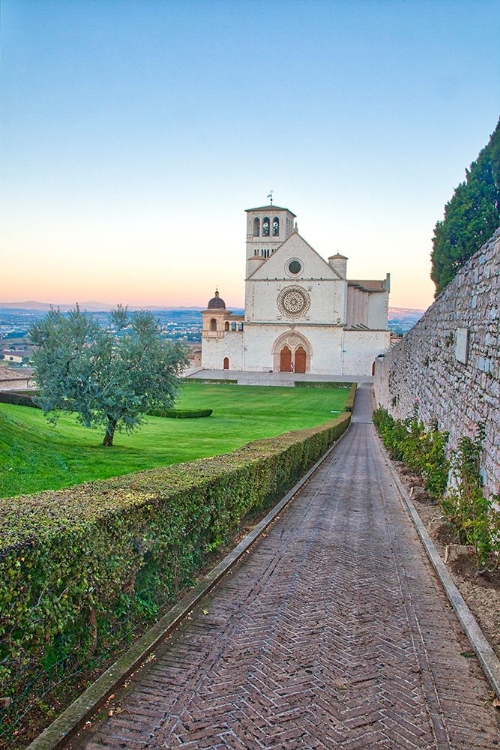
[1,0,499,311]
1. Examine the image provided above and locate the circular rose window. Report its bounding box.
[277,287,311,318]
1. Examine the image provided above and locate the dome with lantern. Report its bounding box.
[207,290,226,310]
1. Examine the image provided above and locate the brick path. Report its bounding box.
[72,385,500,749]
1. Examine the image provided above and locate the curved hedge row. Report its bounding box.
[149,408,213,419]
[0,413,350,740]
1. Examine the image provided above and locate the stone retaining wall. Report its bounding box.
[374,228,500,498]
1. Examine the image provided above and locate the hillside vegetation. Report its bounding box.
[0,382,350,498]
[431,117,500,295]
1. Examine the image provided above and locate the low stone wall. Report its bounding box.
[0,368,35,391]
[374,228,500,498]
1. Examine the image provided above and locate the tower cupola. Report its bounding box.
[207,290,226,309]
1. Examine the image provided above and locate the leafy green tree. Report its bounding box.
[431,118,500,296]
[30,306,189,446]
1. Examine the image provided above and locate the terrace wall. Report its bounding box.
[374,229,500,497]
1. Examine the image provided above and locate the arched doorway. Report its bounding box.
[273,332,312,374]
[279,346,292,372]
[223,357,229,370]
[295,346,306,373]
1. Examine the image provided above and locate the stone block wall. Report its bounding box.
[374,229,500,498]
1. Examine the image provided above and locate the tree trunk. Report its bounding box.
[103,417,117,446]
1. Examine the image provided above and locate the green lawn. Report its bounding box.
[0,382,349,498]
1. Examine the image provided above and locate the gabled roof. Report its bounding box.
[245,205,297,217]
[247,232,341,280]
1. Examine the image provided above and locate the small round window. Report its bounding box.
[288,260,302,275]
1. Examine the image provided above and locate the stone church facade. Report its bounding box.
[201,203,391,375]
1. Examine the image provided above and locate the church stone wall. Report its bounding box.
[201,332,244,371]
[244,324,344,373]
[367,293,388,330]
[245,279,346,325]
[344,330,391,375]
[374,229,500,498]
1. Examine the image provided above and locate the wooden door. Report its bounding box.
[280,346,292,372]
[295,346,306,373]
[223,357,229,370]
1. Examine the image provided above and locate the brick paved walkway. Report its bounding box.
[72,385,500,749]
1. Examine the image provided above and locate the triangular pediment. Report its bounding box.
[248,233,340,280]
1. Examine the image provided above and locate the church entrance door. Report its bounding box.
[223,357,229,370]
[280,346,292,372]
[295,346,306,373]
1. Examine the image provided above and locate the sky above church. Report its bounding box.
[1,0,499,311]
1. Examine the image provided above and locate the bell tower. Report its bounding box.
[245,201,297,278]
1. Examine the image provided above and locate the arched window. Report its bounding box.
[210,318,217,331]
[262,217,270,236]
[231,322,236,331]
[224,321,230,331]
[253,217,260,237]
[238,322,244,331]
[273,217,279,236]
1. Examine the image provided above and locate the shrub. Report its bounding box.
[0,391,40,408]
[343,383,357,413]
[295,381,354,389]
[373,406,449,498]
[148,408,213,419]
[183,378,238,385]
[374,407,500,570]
[441,424,500,569]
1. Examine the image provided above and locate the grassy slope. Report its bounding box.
[0,382,348,498]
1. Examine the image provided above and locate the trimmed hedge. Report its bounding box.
[344,383,357,412]
[0,413,350,739]
[149,408,213,419]
[295,381,354,389]
[0,391,40,408]
[183,378,238,385]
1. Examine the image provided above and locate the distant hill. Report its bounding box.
[387,307,426,334]
[0,302,423,334]
[0,301,207,312]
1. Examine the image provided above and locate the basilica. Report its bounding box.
[201,203,391,376]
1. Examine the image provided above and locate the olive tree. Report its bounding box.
[30,305,189,446]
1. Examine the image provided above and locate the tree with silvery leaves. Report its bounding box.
[30,305,188,446]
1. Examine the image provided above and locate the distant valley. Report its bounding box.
[0,302,426,342]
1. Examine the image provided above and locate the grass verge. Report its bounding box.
[0,382,350,498]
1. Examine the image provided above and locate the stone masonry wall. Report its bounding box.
[374,228,500,498]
